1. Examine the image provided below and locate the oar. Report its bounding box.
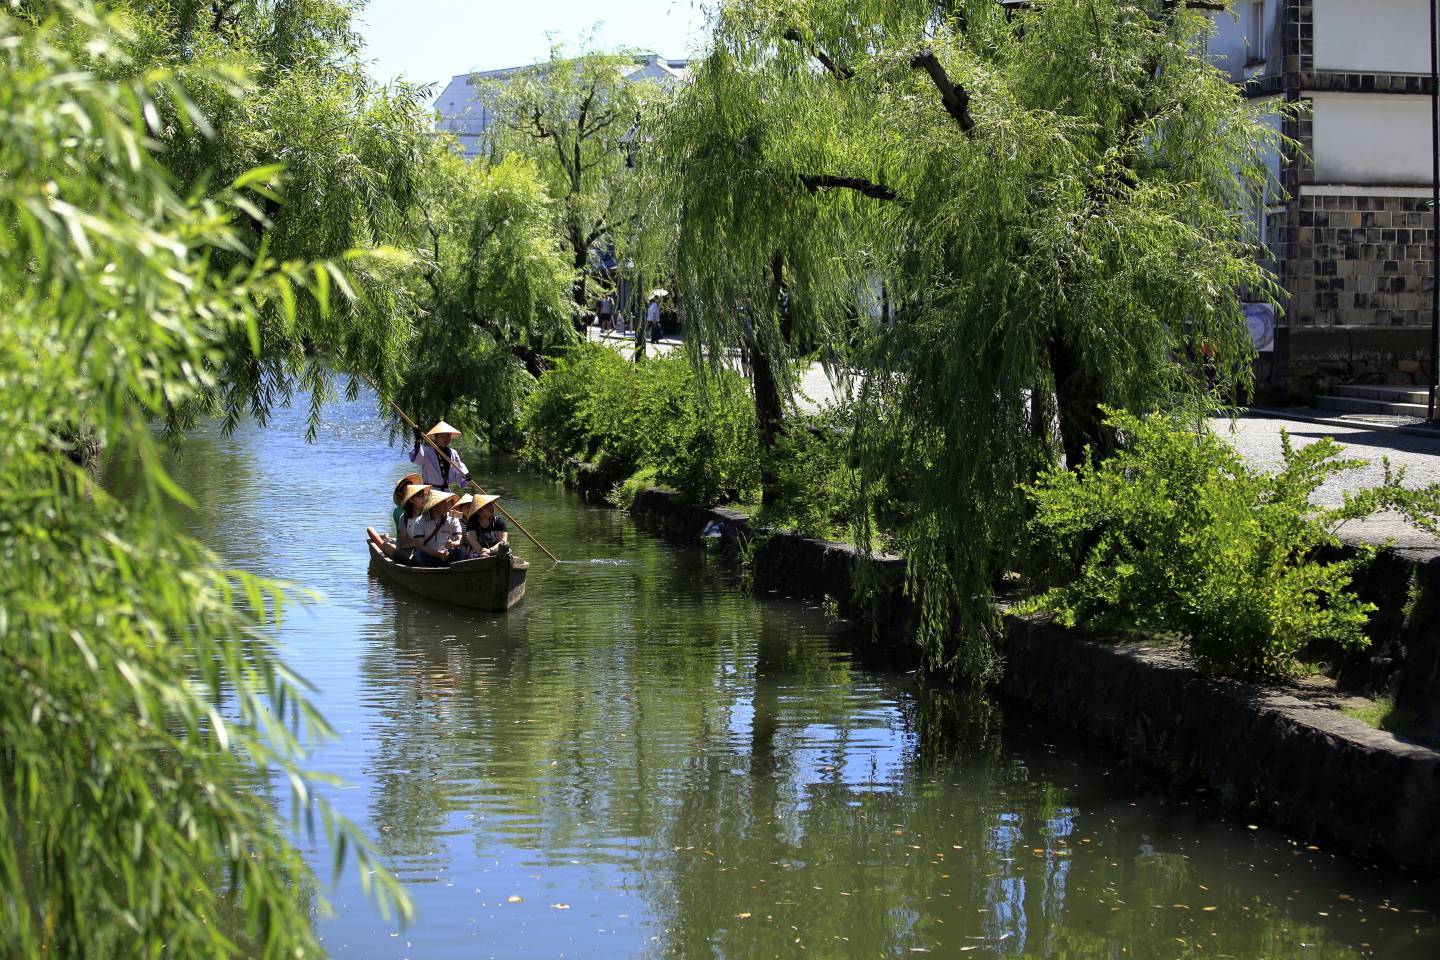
[365,377,559,563]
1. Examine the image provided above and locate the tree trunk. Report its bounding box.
[569,224,590,334]
[1047,328,1105,471]
[752,253,788,507]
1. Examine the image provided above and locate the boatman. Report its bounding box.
[409,420,470,492]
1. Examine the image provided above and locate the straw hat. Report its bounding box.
[392,473,421,505]
[470,494,501,511]
[425,420,461,437]
[401,483,432,504]
[424,490,458,513]
[453,493,475,514]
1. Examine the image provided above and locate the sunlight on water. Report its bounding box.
[157,394,1440,960]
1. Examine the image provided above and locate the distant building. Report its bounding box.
[433,57,689,160]
[1208,0,1436,395]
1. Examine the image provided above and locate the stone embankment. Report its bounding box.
[619,481,1440,871]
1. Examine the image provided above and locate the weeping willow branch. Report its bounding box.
[799,174,900,202]
[782,28,855,79]
[910,48,975,133]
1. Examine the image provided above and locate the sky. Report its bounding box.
[356,0,709,93]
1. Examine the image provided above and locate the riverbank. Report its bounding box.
[616,480,1440,870]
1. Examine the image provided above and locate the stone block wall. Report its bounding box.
[1282,324,1430,395]
[1269,194,1435,330]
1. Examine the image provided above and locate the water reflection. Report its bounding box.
[155,395,1439,959]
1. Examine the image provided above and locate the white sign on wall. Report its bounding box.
[1244,303,1276,353]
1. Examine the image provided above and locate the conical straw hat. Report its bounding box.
[424,490,458,513]
[425,420,461,437]
[392,473,421,505]
[400,483,432,504]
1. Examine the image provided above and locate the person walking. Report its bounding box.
[597,294,614,335]
[646,294,662,344]
[408,420,470,492]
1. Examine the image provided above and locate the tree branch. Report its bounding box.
[910,48,975,133]
[782,28,854,80]
[800,175,899,203]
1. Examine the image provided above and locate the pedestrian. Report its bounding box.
[647,294,662,344]
[598,293,614,334]
[408,420,469,492]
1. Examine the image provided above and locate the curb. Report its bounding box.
[1246,407,1440,440]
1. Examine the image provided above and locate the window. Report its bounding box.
[1246,1,1266,65]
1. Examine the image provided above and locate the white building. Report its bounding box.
[1208,0,1436,393]
[433,57,689,160]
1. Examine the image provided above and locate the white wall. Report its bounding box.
[1310,92,1435,184]
[1208,1,1280,82]
[1314,0,1434,74]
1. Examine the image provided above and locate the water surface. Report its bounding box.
[163,396,1440,959]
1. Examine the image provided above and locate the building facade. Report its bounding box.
[433,57,689,160]
[1208,0,1436,394]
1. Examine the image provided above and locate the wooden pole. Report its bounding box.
[365,378,559,562]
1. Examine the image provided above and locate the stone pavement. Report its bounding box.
[1218,415,1440,554]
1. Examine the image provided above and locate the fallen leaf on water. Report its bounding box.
[550,904,570,909]
[508,896,522,902]
[1203,907,1218,912]
[1173,904,1190,909]
[736,913,751,918]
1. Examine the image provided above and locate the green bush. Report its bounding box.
[522,343,761,504]
[756,408,859,541]
[1022,409,1440,677]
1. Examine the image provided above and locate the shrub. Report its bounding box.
[521,342,761,504]
[1022,409,1440,677]
[756,408,859,541]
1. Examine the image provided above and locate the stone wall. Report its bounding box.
[1276,195,1434,329]
[1281,323,1431,395]
[1000,618,1440,871]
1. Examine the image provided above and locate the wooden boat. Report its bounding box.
[366,541,529,611]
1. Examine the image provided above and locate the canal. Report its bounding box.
[165,395,1440,959]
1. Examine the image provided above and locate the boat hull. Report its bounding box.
[367,541,528,611]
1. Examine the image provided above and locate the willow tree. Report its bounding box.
[478,43,667,314]
[644,0,1284,677]
[1,5,409,955]
[388,149,577,446]
[42,0,438,430]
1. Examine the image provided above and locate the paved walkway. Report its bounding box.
[1218,415,1440,553]
[584,328,1439,552]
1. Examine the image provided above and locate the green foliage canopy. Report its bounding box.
[390,150,578,447]
[0,5,411,955]
[479,42,665,310]
[643,0,1287,676]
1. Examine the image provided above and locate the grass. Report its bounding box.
[1340,698,1438,746]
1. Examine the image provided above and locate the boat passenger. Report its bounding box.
[367,473,422,557]
[411,490,465,567]
[464,494,509,559]
[370,482,431,564]
[408,420,470,492]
